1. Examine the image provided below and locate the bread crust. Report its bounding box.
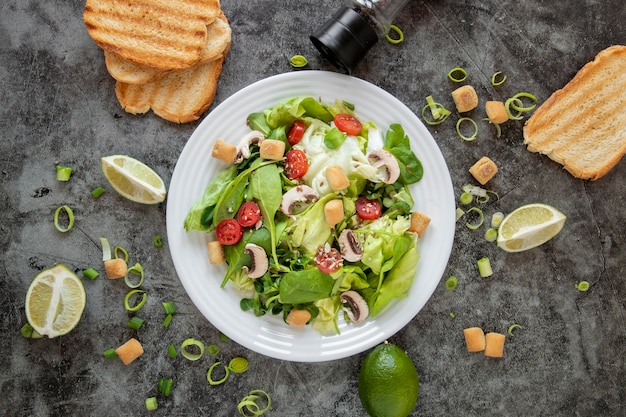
[523,45,626,180]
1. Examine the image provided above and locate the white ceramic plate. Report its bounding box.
[166,71,455,362]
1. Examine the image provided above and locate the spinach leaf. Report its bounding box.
[247,112,271,136]
[384,123,424,184]
[249,163,282,265]
[279,269,335,304]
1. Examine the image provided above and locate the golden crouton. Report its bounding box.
[324,199,344,227]
[259,139,285,161]
[408,211,431,238]
[484,332,506,358]
[485,101,509,124]
[325,165,351,191]
[451,85,479,113]
[469,156,498,185]
[463,327,486,352]
[212,139,237,164]
[104,258,127,279]
[207,241,225,265]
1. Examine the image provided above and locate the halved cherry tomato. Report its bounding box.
[334,114,362,136]
[355,196,382,220]
[314,244,343,274]
[237,201,261,227]
[284,149,308,179]
[287,120,306,145]
[216,218,243,245]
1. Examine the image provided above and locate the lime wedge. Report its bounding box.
[101,155,166,204]
[496,203,566,252]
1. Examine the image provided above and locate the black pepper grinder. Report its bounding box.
[311,0,412,74]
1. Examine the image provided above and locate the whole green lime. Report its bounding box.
[358,342,419,417]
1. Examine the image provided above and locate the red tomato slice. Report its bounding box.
[284,149,309,179]
[216,218,243,245]
[315,244,343,273]
[334,114,362,136]
[237,201,261,227]
[287,120,306,145]
[355,196,382,220]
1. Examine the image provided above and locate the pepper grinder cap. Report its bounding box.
[310,7,379,74]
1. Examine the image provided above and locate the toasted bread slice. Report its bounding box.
[115,54,225,123]
[104,13,231,84]
[84,0,221,71]
[523,45,626,180]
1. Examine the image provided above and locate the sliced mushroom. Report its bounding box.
[242,243,268,279]
[368,149,400,184]
[338,229,363,262]
[279,185,319,217]
[234,130,265,164]
[340,290,369,323]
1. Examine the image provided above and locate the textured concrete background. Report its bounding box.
[1,0,625,416]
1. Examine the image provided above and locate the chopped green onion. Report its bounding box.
[445,276,458,290]
[477,257,493,278]
[491,212,504,228]
[456,207,465,221]
[91,186,105,198]
[124,263,144,288]
[220,333,229,341]
[181,338,205,361]
[82,267,99,280]
[465,207,484,230]
[449,312,456,319]
[507,323,523,336]
[448,67,467,82]
[157,377,174,396]
[103,348,118,359]
[55,165,72,181]
[238,390,272,417]
[153,235,163,248]
[505,97,525,120]
[100,237,112,261]
[459,192,473,205]
[228,357,250,373]
[114,246,129,262]
[145,397,158,411]
[289,54,308,68]
[54,205,75,232]
[162,313,173,328]
[207,361,230,385]
[124,289,147,312]
[162,301,176,315]
[207,344,220,356]
[167,344,177,358]
[421,95,451,125]
[456,117,478,141]
[484,228,498,242]
[385,25,404,44]
[20,322,42,338]
[127,316,145,330]
[462,184,488,197]
[575,281,590,292]
[491,71,506,86]
[509,92,537,112]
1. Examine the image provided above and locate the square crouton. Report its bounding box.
[485,101,509,124]
[463,327,486,352]
[469,156,498,185]
[259,139,285,160]
[212,139,237,164]
[451,85,479,113]
[484,332,506,358]
[409,211,431,238]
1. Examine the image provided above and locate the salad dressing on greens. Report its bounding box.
[184,96,425,334]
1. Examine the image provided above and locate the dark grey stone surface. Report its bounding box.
[1,1,624,416]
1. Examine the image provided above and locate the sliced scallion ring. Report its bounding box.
[207,361,230,385]
[54,205,74,232]
[422,95,451,125]
[484,227,498,242]
[124,263,144,288]
[465,207,484,230]
[289,55,308,68]
[507,323,523,336]
[491,212,504,228]
[181,338,205,361]
[445,276,458,290]
[100,237,112,261]
[456,117,478,141]
[448,67,468,82]
[153,235,163,248]
[238,390,272,417]
[459,192,473,205]
[114,245,129,262]
[207,344,220,356]
[385,25,404,44]
[228,357,250,373]
[510,92,537,112]
[575,281,590,292]
[477,257,493,278]
[491,71,507,86]
[55,165,72,181]
[124,289,147,312]
[505,97,525,120]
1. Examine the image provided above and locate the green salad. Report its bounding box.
[184,97,425,334]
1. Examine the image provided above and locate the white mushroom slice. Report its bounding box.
[338,229,363,262]
[279,185,319,217]
[340,290,369,323]
[368,149,400,184]
[234,130,265,164]
[242,243,268,279]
